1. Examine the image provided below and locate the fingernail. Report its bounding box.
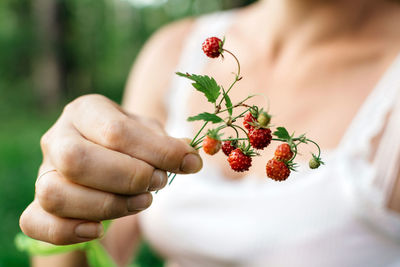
[180,153,203,173]
[127,193,153,212]
[149,170,167,191]
[75,222,103,239]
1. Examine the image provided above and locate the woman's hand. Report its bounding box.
[19,94,202,245]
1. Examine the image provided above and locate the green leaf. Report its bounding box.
[176,72,220,103]
[224,93,233,116]
[102,220,112,231]
[15,233,86,256]
[187,112,224,123]
[86,241,117,267]
[273,127,291,140]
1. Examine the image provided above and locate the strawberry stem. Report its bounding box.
[231,107,251,122]
[217,96,254,114]
[168,173,177,185]
[229,125,240,138]
[305,138,322,158]
[223,49,241,79]
[221,138,248,142]
[216,49,242,109]
[190,121,209,147]
[231,124,250,140]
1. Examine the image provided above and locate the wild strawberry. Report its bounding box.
[257,111,271,127]
[309,154,324,169]
[248,128,272,150]
[266,158,291,181]
[222,140,236,156]
[243,112,257,130]
[202,37,223,58]
[227,148,252,172]
[203,135,221,155]
[274,143,293,162]
[309,158,320,169]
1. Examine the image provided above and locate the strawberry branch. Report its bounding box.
[165,36,324,186]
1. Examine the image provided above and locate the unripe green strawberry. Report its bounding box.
[257,112,271,127]
[309,158,321,169]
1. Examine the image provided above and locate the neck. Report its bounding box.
[256,0,381,59]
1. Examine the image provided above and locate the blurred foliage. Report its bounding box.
[0,0,256,266]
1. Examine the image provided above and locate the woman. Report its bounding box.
[20,0,400,266]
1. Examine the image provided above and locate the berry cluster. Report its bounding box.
[172,37,323,183]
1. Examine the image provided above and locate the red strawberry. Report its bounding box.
[243,112,257,130]
[222,140,236,156]
[249,128,272,150]
[203,135,221,155]
[274,143,294,162]
[227,148,252,172]
[202,37,223,58]
[266,158,291,181]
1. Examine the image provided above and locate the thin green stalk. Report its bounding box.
[190,121,208,146]
[232,107,251,122]
[231,124,249,140]
[223,49,241,79]
[221,138,248,142]
[217,49,242,108]
[230,125,240,138]
[217,95,254,114]
[168,173,177,185]
[306,138,322,158]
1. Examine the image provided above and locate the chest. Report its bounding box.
[187,49,389,151]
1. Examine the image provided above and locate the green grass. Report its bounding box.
[0,109,61,266]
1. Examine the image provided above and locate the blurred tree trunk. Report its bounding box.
[32,0,64,108]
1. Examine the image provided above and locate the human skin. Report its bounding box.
[29,0,400,266]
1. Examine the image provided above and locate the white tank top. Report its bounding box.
[138,11,400,267]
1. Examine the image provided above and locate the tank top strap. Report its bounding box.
[373,94,400,205]
[164,11,236,137]
[337,53,400,159]
[337,53,400,240]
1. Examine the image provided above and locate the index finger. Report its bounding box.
[64,95,202,174]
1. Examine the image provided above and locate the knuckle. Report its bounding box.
[100,194,126,220]
[19,209,31,237]
[48,224,69,245]
[128,163,153,194]
[40,131,51,152]
[157,138,186,169]
[101,119,127,148]
[62,101,75,115]
[36,177,65,215]
[64,94,103,114]
[57,139,86,178]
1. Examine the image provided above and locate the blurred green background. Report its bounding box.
[0,0,256,266]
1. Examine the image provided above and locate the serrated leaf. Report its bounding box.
[176,72,220,103]
[187,112,224,123]
[273,127,291,140]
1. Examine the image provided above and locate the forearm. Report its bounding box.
[101,215,142,267]
[32,251,89,267]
